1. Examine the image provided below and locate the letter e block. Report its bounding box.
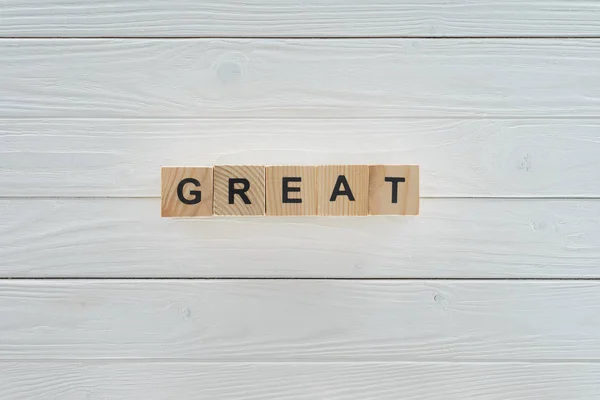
[214,165,265,216]
[318,165,369,216]
[369,165,419,215]
[161,167,214,217]
[266,166,317,216]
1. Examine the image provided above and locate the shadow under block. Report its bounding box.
[317,165,369,216]
[369,165,419,215]
[161,167,214,217]
[214,165,266,216]
[266,166,317,216]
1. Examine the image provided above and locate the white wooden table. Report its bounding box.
[1,1,600,398]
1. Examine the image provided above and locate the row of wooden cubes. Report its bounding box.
[161,165,419,217]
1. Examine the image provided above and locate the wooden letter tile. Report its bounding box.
[317,165,369,216]
[214,165,265,216]
[266,166,317,216]
[369,165,419,215]
[161,167,213,217]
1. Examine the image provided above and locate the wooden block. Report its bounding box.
[369,165,419,215]
[161,167,213,217]
[214,165,265,216]
[317,165,369,216]
[266,166,317,216]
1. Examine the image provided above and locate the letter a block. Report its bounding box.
[369,165,419,215]
[161,167,214,217]
[318,165,369,216]
[266,166,317,216]
[214,165,266,216]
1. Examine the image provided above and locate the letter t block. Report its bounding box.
[214,165,266,216]
[369,165,419,215]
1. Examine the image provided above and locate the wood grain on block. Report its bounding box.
[161,167,213,217]
[266,166,317,216]
[214,165,265,216]
[2,362,600,400]
[369,165,419,215]
[318,165,369,216]
[1,280,600,361]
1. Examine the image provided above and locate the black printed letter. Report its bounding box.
[229,178,251,204]
[384,177,406,203]
[330,175,355,202]
[282,177,302,203]
[177,178,202,205]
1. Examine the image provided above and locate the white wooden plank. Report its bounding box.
[2,118,600,197]
[3,0,600,37]
[1,280,599,361]
[0,198,598,278]
[1,361,599,400]
[1,39,599,118]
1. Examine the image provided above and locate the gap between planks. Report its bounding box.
[1,277,599,281]
[1,359,599,365]
[3,36,600,40]
[5,116,600,120]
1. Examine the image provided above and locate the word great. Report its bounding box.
[161,165,419,217]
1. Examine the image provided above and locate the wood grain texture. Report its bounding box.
[2,118,599,198]
[0,198,598,278]
[1,280,600,361]
[1,39,600,118]
[214,165,265,216]
[161,167,213,217]
[266,166,317,216]
[3,0,600,37]
[3,5,598,399]
[1,361,599,400]
[318,165,369,216]
[369,165,419,215]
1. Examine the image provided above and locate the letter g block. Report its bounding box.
[161,167,214,217]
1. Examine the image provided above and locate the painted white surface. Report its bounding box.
[2,362,599,400]
[1,280,599,361]
[2,39,600,118]
[2,1,599,398]
[2,118,600,197]
[1,198,598,278]
[3,0,600,37]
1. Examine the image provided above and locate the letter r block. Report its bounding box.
[369,165,419,215]
[214,165,266,216]
[161,167,214,217]
[266,166,317,216]
[317,165,369,216]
